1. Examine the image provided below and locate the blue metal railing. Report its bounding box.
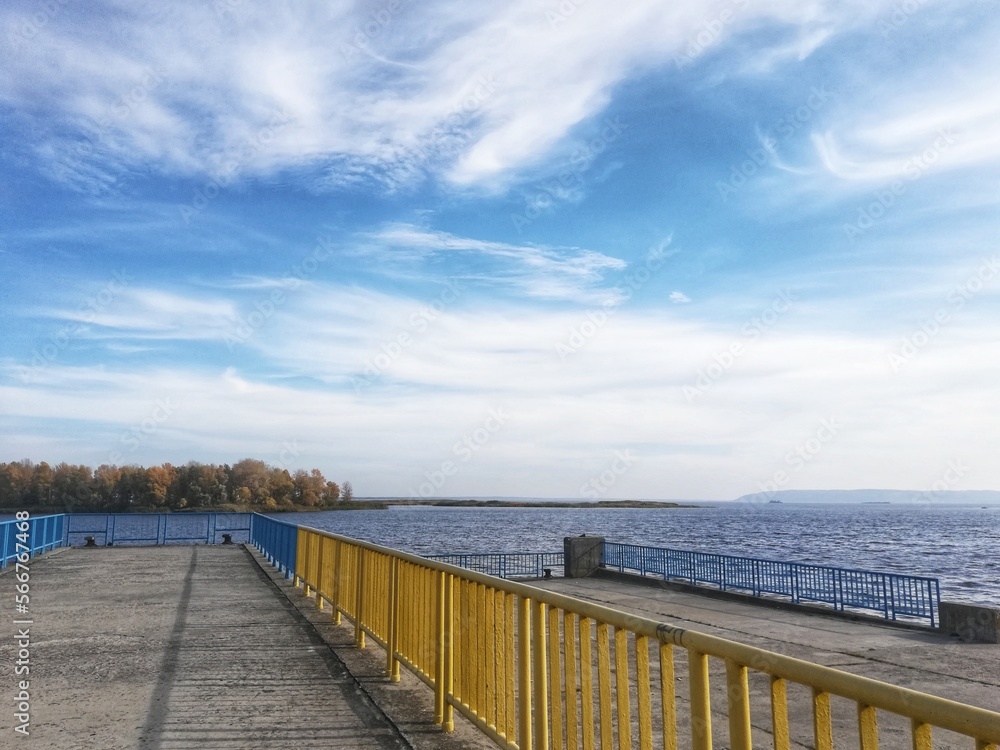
[602,541,941,626]
[248,513,298,578]
[424,551,564,579]
[63,512,252,546]
[1,512,254,567]
[1,514,66,568]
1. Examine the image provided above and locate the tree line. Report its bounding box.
[0,459,354,512]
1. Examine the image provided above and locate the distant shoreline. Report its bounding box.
[2,498,700,515]
[379,499,701,509]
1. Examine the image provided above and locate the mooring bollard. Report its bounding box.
[84,536,97,547]
[221,534,233,545]
[543,568,553,579]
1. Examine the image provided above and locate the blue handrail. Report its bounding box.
[602,541,941,626]
[1,514,65,568]
[248,513,298,579]
[424,551,564,579]
[63,512,252,546]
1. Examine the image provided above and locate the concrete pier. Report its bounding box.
[0,546,488,750]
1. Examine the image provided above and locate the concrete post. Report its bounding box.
[563,535,604,578]
[938,601,1000,643]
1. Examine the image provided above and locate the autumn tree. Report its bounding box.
[93,464,123,508]
[175,462,227,508]
[0,461,33,508]
[268,467,295,508]
[1,458,345,511]
[341,481,353,502]
[51,463,94,508]
[28,461,55,506]
[293,469,325,507]
[230,458,271,506]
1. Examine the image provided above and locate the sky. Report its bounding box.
[1,0,999,502]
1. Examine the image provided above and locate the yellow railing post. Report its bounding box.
[615,628,632,750]
[689,650,712,750]
[355,546,366,649]
[435,569,447,725]
[315,535,325,609]
[635,636,652,750]
[564,612,579,750]
[771,676,790,750]
[518,594,533,750]
[659,644,677,750]
[580,617,594,750]
[443,572,455,732]
[548,606,563,750]
[533,599,550,750]
[725,659,752,750]
[386,556,400,681]
[858,703,878,750]
[597,624,612,750]
[814,689,834,750]
[302,532,312,596]
[331,539,342,625]
[911,719,932,750]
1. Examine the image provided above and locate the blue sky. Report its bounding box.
[2,0,999,500]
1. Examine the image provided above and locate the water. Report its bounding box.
[271,502,1000,605]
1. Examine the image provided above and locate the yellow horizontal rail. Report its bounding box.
[283,524,1000,750]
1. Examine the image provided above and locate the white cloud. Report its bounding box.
[810,43,1000,184]
[0,0,886,191]
[670,291,692,304]
[366,224,627,303]
[4,296,1000,499]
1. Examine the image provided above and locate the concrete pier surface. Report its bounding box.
[0,546,489,750]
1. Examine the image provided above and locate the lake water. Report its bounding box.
[271,502,1000,606]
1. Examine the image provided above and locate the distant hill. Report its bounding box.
[733,489,1000,505]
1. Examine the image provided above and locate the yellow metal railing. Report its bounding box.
[288,525,1000,750]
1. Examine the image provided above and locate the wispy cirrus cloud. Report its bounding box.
[366,223,627,303]
[809,36,1000,185]
[1,0,886,194]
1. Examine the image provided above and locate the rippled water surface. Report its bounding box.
[272,502,1000,605]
